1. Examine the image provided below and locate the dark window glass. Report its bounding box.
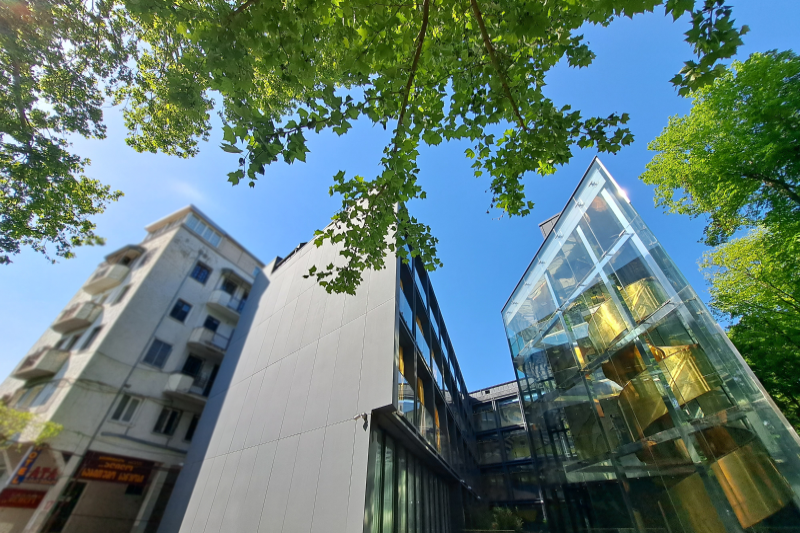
[185,415,200,441]
[120,256,133,266]
[221,279,237,295]
[111,394,140,423]
[181,355,203,378]
[190,262,211,284]
[64,334,81,351]
[203,316,220,332]
[143,340,172,368]
[81,326,103,350]
[125,485,144,496]
[169,299,192,322]
[113,285,131,305]
[154,408,181,435]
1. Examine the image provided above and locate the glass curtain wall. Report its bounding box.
[396,256,479,490]
[365,426,453,533]
[502,159,800,533]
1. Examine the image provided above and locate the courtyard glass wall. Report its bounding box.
[502,159,800,532]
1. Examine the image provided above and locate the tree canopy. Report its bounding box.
[641,50,799,246]
[700,224,800,430]
[2,0,748,292]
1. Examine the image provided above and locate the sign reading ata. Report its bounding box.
[76,452,155,487]
[25,466,59,485]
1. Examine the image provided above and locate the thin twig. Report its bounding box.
[468,0,528,133]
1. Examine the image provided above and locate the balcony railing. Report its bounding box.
[207,290,245,322]
[187,327,230,359]
[83,263,129,295]
[52,301,102,333]
[163,373,207,406]
[12,347,69,380]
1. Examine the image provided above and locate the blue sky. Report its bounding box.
[2,1,798,391]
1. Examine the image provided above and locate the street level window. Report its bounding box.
[191,262,212,284]
[170,300,192,322]
[143,339,172,368]
[154,407,182,436]
[111,394,141,423]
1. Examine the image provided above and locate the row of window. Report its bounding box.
[111,393,199,441]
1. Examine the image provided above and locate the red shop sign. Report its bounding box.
[0,488,47,509]
[76,452,155,487]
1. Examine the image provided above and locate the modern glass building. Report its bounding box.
[502,159,800,532]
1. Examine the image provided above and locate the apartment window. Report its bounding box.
[15,384,45,409]
[185,414,200,441]
[80,326,103,350]
[203,316,220,332]
[64,334,81,351]
[169,300,192,322]
[190,262,212,284]
[136,251,152,269]
[185,214,222,247]
[113,285,131,305]
[111,394,141,423]
[154,407,181,436]
[143,339,172,368]
[181,355,203,378]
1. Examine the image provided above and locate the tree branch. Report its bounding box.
[11,58,30,133]
[742,171,800,206]
[228,0,261,20]
[395,0,431,142]
[468,0,528,133]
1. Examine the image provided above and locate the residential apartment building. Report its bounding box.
[502,158,800,532]
[157,229,482,533]
[0,206,262,533]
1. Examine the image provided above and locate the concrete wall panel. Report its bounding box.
[285,286,313,356]
[327,314,366,425]
[229,368,266,452]
[258,434,300,532]
[311,420,357,533]
[254,310,281,373]
[358,299,397,414]
[280,341,317,438]
[342,270,371,326]
[282,427,326,532]
[301,283,328,348]
[267,296,298,365]
[209,377,249,457]
[302,330,341,433]
[238,441,278,532]
[260,353,299,443]
[245,363,280,449]
[219,444,258,532]
[203,450,241,532]
[345,418,374,533]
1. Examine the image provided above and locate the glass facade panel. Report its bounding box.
[503,429,531,461]
[497,397,524,427]
[477,435,502,464]
[502,159,800,533]
[473,405,497,432]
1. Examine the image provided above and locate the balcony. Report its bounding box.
[83,263,130,295]
[207,290,245,323]
[187,327,229,359]
[163,373,207,407]
[12,347,69,380]
[52,301,102,333]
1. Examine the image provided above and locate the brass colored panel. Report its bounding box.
[587,299,627,353]
[668,473,727,533]
[602,343,646,387]
[658,346,721,406]
[619,373,667,438]
[621,278,664,323]
[711,442,792,528]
